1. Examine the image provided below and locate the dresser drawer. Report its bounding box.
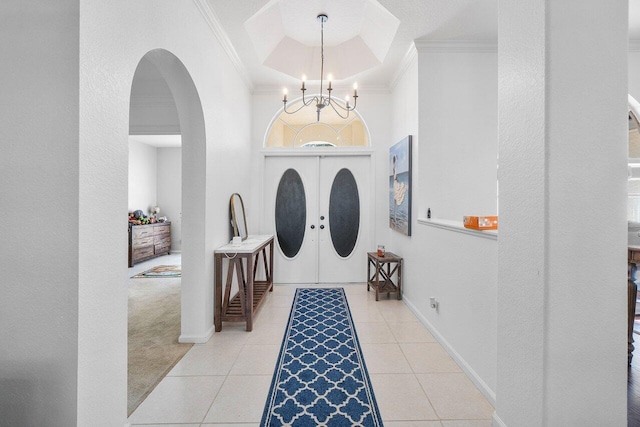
[133,245,154,260]
[155,243,171,254]
[133,226,154,239]
[154,224,171,236]
[133,236,154,248]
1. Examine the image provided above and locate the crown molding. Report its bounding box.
[252,84,391,95]
[390,42,417,91]
[630,40,640,52]
[414,39,498,53]
[192,0,253,91]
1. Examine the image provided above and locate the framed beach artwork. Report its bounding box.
[389,136,412,236]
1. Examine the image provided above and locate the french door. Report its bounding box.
[263,154,371,283]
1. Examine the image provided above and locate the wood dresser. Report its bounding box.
[128,222,171,267]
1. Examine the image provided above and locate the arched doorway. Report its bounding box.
[127,49,207,413]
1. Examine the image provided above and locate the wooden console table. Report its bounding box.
[214,235,274,332]
[367,252,403,301]
[629,246,640,364]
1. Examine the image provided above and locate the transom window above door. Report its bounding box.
[265,98,370,148]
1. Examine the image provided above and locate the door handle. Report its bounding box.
[320,225,325,230]
[310,225,315,229]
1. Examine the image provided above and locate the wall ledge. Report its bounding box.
[417,218,498,240]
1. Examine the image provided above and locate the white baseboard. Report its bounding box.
[492,412,507,427]
[402,296,497,406]
[179,324,214,343]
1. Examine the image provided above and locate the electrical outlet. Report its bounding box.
[430,297,439,310]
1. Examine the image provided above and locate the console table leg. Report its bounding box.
[630,278,637,365]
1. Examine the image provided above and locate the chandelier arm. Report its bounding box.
[328,101,350,120]
[284,96,319,114]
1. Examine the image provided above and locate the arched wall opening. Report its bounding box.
[128,49,207,346]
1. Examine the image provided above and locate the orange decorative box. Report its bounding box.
[463,216,498,230]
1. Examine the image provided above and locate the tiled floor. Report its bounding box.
[128,283,494,426]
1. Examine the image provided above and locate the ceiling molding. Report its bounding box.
[192,0,254,90]
[630,40,640,52]
[252,84,391,95]
[414,39,498,53]
[389,42,417,92]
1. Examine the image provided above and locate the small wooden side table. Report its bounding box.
[367,252,402,301]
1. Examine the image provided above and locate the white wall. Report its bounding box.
[630,51,640,101]
[383,46,499,401]
[418,47,498,220]
[0,1,80,425]
[496,0,627,424]
[157,147,182,251]
[2,1,256,425]
[128,139,158,214]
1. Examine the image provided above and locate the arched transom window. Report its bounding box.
[265,98,370,148]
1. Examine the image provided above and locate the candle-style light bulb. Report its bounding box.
[353,82,358,97]
[345,95,350,109]
[283,88,288,102]
[301,75,306,90]
[327,74,333,90]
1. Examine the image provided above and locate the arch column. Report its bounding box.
[142,50,211,342]
[496,0,628,425]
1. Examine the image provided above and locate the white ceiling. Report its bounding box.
[208,0,499,88]
[128,1,640,98]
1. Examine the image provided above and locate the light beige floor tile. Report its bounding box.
[441,421,493,427]
[200,328,252,346]
[229,344,280,375]
[417,373,494,420]
[354,322,396,344]
[342,284,370,295]
[349,305,385,323]
[203,375,272,423]
[378,303,418,322]
[268,294,295,308]
[388,322,437,343]
[255,305,291,325]
[401,343,462,373]
[129,376,225,424]
[360,343,412,373]
[168,344,243,376]
[369,374,438,421]
[246,322,287,345]
[384,422,442,427]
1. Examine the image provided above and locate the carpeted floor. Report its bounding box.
[128,277,192,416]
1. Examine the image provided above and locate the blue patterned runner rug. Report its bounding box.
[261,288,383,426]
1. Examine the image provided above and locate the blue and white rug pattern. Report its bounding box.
[261,288,383,426]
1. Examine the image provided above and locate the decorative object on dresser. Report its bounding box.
[128,222,171,267]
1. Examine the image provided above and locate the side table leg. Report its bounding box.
[397,260,402,300]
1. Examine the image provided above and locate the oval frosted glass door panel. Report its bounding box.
[329,168,360,258]
[275,169,307,258]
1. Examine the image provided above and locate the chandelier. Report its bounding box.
[281,14,359,122]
